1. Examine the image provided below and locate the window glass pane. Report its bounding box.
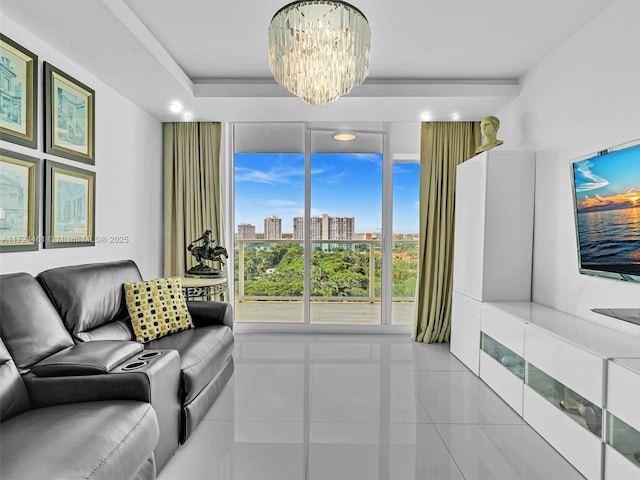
[310,151,382,325]
[392,161,419,325]
[234,152,305,323]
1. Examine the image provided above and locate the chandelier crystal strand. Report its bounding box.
[269,1,371,105]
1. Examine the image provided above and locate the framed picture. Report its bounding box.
[44,63,95,164]
[0,35,38,149]
[0,149,40,252]
[44,160,95,248]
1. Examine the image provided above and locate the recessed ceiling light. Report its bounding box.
[421,112,433,121]
[333,133,357,141]
[184,113,193,121]
[169,102,182,113]
[450,112,460,121]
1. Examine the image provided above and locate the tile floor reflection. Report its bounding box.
[158,333,585,480]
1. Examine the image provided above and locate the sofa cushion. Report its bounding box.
[36,260,142,342]
[0,400,159,480]
[0,273,74,372]
[37,260,143,342]
[73,319,136,343]
[0,339,29,421]
[124,278,194,343]
[146,325,233,404]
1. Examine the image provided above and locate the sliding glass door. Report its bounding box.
[233,123,417,327]
[309,130,383,325]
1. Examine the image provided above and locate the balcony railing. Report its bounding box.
[234,239,418,303]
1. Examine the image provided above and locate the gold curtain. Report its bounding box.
[412,122,480,343]
[163,122,224,277]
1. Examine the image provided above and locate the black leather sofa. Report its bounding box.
[1,336,160,480]
[0,260,234,479]
[0,273,159,480]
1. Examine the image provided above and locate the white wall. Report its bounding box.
[495,0,640,336]
[0,17,163,279]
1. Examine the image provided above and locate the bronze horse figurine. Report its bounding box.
[188,230,228,268]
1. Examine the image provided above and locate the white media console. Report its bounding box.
[450,150,640,480]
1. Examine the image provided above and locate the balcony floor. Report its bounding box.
[235,301,414,325]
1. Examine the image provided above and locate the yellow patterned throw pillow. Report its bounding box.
[124,277,193,343]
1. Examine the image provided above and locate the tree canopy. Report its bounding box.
[235,242,418,299]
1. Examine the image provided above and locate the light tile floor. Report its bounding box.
[158,333,585,480]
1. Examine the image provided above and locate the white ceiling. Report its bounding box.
[1,0,617,123]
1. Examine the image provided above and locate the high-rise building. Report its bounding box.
[293,217,304,240]
[292,214,355,240]
[329,215,354,240]
[264,215,282,239]
[237,223,256,239]
[311,216,324,240]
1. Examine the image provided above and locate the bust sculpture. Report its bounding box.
[476,115,504,153]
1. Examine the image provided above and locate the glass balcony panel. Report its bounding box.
[608,413,640,468]
[234,240,304,323]
[234,239,388,325]
[390,240,418,325]
[310,241,381,325]
[480,332,525,380]
[234,238,418,325]
[526,363,602,438]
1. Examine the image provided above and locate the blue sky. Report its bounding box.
[573,144,640,212]
[235,153,419,234]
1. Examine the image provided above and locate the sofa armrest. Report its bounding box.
[24,349,180,409]
[30,340,142,377]
[23,370,153,408]
[24,349,181,470]
[187,300,234,330]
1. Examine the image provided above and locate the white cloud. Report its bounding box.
[317,171,349,185]
[263,199,298,207]
[235,166,303,184]
[235,163,341,185]
[575,161,609,192]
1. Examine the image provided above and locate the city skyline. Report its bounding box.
[235,152,419,234]
[237,214,354,235]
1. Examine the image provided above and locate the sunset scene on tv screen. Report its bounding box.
[573,143,640,274]
[574,144,640,213]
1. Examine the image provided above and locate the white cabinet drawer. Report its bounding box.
[607,359,640,430]
[604,445,640,480]
[480,350,523,415]
[481,303,525,356]
[523,385,602,480]
[525,324,603,406]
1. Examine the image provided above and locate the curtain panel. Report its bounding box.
[412,121,480,343]
[163,122,224,277]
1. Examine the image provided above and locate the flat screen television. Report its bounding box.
[571,138,640,282]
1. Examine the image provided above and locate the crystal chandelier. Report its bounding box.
[268,0,371,106]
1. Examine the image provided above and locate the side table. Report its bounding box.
[181,276,227,301]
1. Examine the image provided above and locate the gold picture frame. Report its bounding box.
[44,63,95,165]
[0,149,40,252]
[44,160,95,248]
[0,35,38,149]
